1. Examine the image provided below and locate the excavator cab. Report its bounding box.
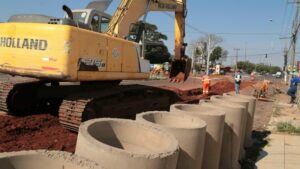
[127,22,145,43]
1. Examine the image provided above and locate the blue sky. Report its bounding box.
[0,0,296,67]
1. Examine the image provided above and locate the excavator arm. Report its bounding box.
[107,0,191,82]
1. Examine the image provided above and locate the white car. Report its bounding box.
[275,72,282,78]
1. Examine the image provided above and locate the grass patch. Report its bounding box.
[276,122,300,135]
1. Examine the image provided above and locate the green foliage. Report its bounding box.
[277,122,300,135]
[143,21,168,42]
[145,44,170,64]
[237,61,255,74]
[237,61,282,74]
[209,46,228,65]
[268,66,282,74]
[134,21,171,64]
[193,63,204,72]
[210,46,222,64]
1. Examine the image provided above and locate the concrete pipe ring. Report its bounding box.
[223,93,256,148]
[199,99,246,169]
[170,104,225,169]
[136,111,207,169]
[76,118,179,169]
[0,150,104,169]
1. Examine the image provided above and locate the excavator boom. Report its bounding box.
[107,0,191,82]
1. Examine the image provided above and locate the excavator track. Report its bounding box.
[0,81,15,112]
[59,99,91,131]
[58,85,177,132]
[0,77,43,115]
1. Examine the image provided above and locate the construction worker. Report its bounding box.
[234,69,242,94]
[259,80,270,98]
[287,73,300,104]
[202,75,211,95]
[250,71,255,81]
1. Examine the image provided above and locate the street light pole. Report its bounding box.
[234,48,240,70]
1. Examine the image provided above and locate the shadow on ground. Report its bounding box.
[240,130,271,169]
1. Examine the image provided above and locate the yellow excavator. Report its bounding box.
[0,0,191,131]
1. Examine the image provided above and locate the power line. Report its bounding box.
[283,1,295,36]
[227,52,283,58]
[162,12,207,34]
[280,0,289,36]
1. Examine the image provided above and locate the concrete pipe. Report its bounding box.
[201,99,246,169]
[0,150,104,169]
[170,104,225,169]
[76,118,179,169]
[223,93,256,148]
[136,111,207,169]
[210,95,249,160]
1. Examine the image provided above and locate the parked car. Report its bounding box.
[275,72,282,78]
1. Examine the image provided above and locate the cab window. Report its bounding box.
[100,17,109,32]
[72,12,87,24]
[91,14,100,31]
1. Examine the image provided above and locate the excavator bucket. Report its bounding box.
[169,58,192,82]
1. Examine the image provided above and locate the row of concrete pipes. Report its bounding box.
[0,92,256,169]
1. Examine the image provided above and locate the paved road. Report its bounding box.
[256,134,300,169]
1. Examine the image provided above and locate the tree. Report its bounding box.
[145,43,170,64]
[237,61,255,74]
[210,46,228,65]
[237,61,282,74]
[189,34,225,68]
[131,21,171,64]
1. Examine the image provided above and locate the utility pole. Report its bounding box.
[284,45,288,83]
[244,42,247,61]
[290,0,300,73]
[206,35,211,75]
[280,36,290,83]
[234,48,240,70]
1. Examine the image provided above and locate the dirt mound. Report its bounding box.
[210,80,255,95]
[0,114,77,153]
[210,81,235,95]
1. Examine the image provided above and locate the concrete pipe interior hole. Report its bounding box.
[0,155,80,169]
[87,120,174,154]
[141,112,204,129]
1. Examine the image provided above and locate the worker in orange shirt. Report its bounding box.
[259,80,270,98]
[202,75,211,95]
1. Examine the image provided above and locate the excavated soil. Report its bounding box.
[210,80,255,95]
[0,114,76,153]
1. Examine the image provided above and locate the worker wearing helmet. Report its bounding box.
[202,75,211,95]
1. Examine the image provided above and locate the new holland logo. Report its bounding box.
[0,37,48,51]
